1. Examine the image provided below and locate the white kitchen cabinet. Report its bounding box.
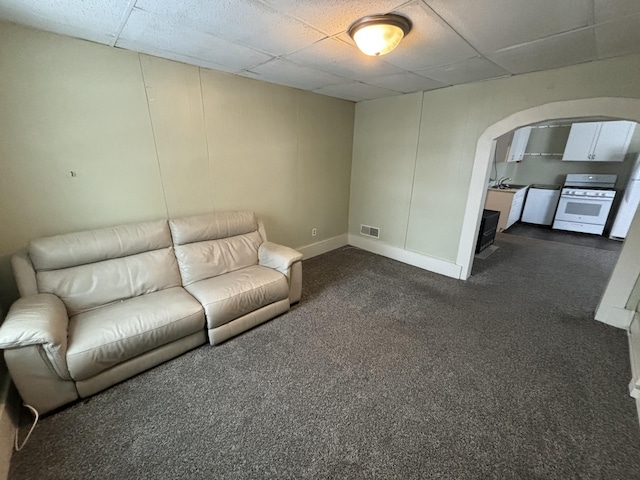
[521,187,561,225]
[562,120,635,162]
[485,187,529,232]
[595,121,636,161]
[506,127,532,162]
[506,189,527,227]
[561,122,599,160]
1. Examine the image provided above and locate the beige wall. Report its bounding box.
[350,92,423,247]
[0,22,355,310]
[350,53,640,265]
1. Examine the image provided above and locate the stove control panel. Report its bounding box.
[561,188,616,198]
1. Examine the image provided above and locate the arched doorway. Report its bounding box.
[456,97,640,281]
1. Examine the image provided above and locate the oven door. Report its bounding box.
[554,195,613,225]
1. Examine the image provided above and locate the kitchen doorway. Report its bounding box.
[477,117,639,258]
[456,97,640,331]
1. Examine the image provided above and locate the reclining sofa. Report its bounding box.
[0,211,302,414]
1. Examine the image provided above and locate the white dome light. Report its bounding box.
[348,14,412,57]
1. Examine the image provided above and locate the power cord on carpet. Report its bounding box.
[15,404,38,451]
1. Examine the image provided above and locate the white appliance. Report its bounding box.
[611,154,640,239]
[521,185,561,225]
[552,174,617,235]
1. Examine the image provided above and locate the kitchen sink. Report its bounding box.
[490,184,529,190]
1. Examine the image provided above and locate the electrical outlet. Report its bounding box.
[311,228,317,237]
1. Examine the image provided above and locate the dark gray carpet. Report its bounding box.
[505,223,623,252]
[8,234,640,479]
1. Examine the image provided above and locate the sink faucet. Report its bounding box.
[496,177,511,188]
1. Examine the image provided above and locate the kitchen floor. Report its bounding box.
[503,223,624,252]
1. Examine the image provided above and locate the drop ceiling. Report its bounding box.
[2,0,640,102]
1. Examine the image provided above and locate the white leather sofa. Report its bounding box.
[0,211,302,414]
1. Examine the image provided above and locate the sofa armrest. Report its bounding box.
[258,242,303,304]
[0,293,71,380]
[258,242,303,274]
[12,248,38,297]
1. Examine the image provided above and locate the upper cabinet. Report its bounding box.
[562,121,636,162]
[506,127,532,162]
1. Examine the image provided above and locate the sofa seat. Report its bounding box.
[185,265,289,329]
[66,287,205,381]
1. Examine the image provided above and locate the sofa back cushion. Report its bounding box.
[29,220,182,316]
[30,221,172,270]
[169,211,262,286]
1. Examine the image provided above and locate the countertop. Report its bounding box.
[488,184,530,193]
[488,183,562,193]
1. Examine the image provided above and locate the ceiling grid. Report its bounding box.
[1,0,640,102]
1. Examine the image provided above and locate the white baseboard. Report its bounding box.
[594,304,634,330]
[347,234,463,279]
[297,234,348,260]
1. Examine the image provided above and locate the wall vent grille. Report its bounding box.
[360,224,380,238]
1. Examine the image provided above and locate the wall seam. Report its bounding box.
[198,68,216,212]
[137,54,170,219]
[403,92,425,249]
[296,92,302,247]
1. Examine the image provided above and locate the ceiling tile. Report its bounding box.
[4,0,640,103]
[117,8,272,72]
[0,0,128,45]
[371,1,478,70]
[487,27,597,75]
[134,0,325,55]
[365,72,445,93]
[242,59,352,90]
[595,14,640,59]
[117,42,243,74]
[284,37,405,82]
[594,0,640,23]
[424,0,593,54]
[260,0,411,36]
[416,56,510,85]
[313,82,403,102]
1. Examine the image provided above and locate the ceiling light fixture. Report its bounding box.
[348,14,412,57]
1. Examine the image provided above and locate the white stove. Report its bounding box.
[552,174,617,235]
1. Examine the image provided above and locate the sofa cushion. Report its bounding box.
[170,211,264,286]
[173,232,262,286]
[30,220,172,271]
[37,247,182,316]
[169,211,258,245]
[185,265,289,328]
[66,287,204,381]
